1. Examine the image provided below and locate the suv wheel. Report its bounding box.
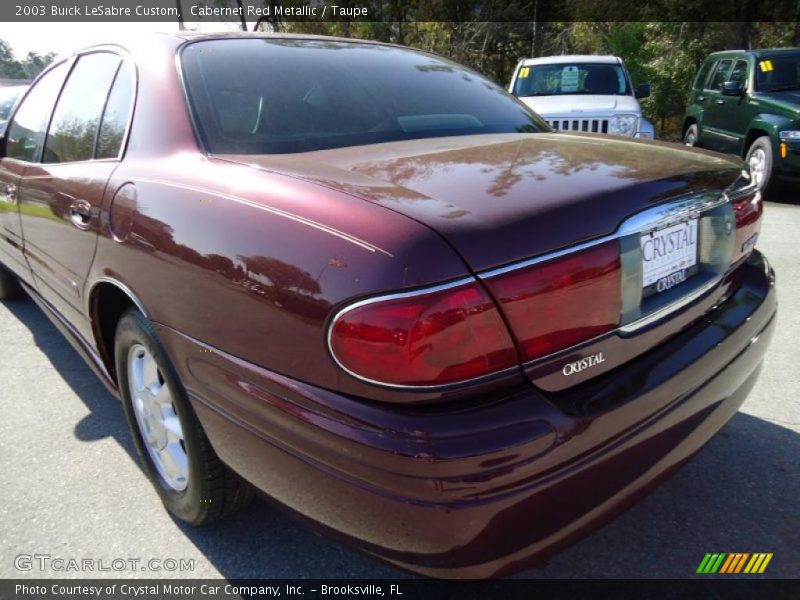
[683,124,699,147]
[115,308,251,524]
[745,136,774,194]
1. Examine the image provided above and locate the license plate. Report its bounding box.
[640,219,698,293]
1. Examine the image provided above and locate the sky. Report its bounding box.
[0,22,243,60]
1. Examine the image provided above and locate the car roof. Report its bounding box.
[172,30,387,45]
[59,31,418,69]
[705,47,800,60]
[520,55,621,66]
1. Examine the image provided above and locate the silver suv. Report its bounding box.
[508,55,655,138]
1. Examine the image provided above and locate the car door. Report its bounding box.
[16,50,134,337]
[712,59,754,154]
[0,62,70,285]
[699,58,734,151]
[718,58,759,155]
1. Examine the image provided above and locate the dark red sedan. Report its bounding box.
[0,33,775,578]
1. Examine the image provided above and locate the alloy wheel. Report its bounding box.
[127,343,189,491]
[748,147,767,189]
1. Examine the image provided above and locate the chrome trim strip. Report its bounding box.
[481,191,730,336]
[616,191,728,236]
[326,276,521,390]
[479,192,727,281]
[618,276,721,334]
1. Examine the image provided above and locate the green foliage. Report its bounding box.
[0,39,56,81]
[265,9,799,138]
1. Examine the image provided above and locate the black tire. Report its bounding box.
[114,308,251,524]
[683,123,699,147]
[745,136,776,196]
[0,263,24,300]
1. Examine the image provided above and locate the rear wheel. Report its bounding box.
[0,263,23,300]
[683,124,699,147]
[115,308,251,524]
[745,136,775,195]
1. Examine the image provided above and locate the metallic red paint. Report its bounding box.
[0,32,776,578]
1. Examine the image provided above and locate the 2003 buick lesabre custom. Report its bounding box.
[0,33,775,578]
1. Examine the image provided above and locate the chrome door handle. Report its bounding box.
[714,99,725,105]
[0,182,16,203]
[69,199,92,229]
[697,96,706,102]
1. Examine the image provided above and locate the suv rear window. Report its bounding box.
[181,39,546,155]
[755,53,800,92]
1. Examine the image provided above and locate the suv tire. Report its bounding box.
[745,136,775,195]
[683,124,699,147]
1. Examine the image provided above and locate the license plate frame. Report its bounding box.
[640,218,699,297]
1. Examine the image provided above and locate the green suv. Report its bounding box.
[684,48,800,194]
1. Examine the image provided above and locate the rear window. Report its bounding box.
[180,39,546,155]
[755,53,800,92]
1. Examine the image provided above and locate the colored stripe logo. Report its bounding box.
[696,553,773,574]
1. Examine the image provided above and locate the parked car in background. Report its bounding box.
[684,48,800,195]
[0,33,774,578]
[0,84,28,136]
[508,55,655,138]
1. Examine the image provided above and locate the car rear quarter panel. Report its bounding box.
[78,36,521,404]
[88,154,513,404]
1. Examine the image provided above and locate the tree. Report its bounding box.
[0,40,26,79]
[22,51,56,79]
[0,39,56,81]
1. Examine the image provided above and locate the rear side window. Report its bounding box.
[43,52,121,163]
[755,53,800,92]
[5,63,68,162]
[708,59,734,91]
[692,61,714,90]
[96,65,134,159]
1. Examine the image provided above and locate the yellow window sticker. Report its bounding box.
[519,67,530,78]
[759,60,774,73]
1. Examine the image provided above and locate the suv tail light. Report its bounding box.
[329,281,518,387]
[482,241,621,362]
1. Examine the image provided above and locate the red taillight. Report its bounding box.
[731,190,763,262]
[483,241,621,362]
[329,281,518,386]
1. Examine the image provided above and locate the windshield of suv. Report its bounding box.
[181,39,547,155]
[755,53,800,92]
[513,62,631,97]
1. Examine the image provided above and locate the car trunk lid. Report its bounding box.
[218,133,742,272]
[218,133,756,392]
